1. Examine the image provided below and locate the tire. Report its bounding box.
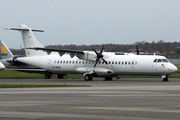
[84,74,92,81]
[45,74,51,79]
[57,74,64,79]
[105,77,113,81]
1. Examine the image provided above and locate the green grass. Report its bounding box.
[0,84,91,88]
[0,70,83,79]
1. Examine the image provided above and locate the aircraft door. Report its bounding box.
[47,60,52,69]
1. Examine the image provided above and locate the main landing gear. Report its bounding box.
[84,74,113,81]
[84,74,93,81]
[104,77,113,81]
[45,73,52,79]
[45,73,65,79]
[57,74,66,79]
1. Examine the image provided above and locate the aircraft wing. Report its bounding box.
[27,47,84,57]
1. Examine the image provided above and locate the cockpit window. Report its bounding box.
[157,59,162,62]
[153,59,157,62]
[162,59,169,62]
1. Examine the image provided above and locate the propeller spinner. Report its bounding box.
[92,45,108,67]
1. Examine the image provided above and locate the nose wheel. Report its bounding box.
[162,75,169,82]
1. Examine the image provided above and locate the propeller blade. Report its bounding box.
[94,58,99,67]
[100,45,105,54]
[136,45,139,55]
[92,45,106,67]
[92,48,99,55]
[102,58,108,65]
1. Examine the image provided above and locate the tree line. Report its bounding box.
[10,40,180,57]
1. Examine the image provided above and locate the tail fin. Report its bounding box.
[4,24,47,57]
[0,40,14,59]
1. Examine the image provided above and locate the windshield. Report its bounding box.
[162,59,169,62]
[153,59,169,63]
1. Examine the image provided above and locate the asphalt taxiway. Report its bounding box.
[0,78,180,120]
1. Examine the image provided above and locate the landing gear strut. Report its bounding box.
[162,75,169,82]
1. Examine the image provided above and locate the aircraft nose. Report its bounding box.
[169,64,178,73]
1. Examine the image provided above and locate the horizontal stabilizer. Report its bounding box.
[4,28,44,32]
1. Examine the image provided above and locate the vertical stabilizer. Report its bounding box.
[19,24,47,56]
[4,24,47,57]
[0,40,14,59]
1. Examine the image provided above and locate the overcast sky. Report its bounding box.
[0,0,180,48]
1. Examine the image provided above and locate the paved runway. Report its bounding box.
[0,78,180,120]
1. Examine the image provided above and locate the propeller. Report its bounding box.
[92,45,108,67]
[136,45,139,55]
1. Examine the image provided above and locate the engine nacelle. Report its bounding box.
[76,51,112,61]
[76,51,97,61]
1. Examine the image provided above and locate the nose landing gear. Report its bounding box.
[162,75,169,82]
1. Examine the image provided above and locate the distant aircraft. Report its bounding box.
[0,40,46,74]
[5,24,178,81]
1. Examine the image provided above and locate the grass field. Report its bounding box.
[0,66,179,79]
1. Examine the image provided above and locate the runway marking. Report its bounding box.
[88,94,180,97]
[71,107,180,113]
[0,111,153,120]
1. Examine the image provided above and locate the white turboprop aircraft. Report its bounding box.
[5,24,177,81]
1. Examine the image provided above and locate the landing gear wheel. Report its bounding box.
[104,77,113,81]
[57,74,64,79]
[162,78,168,82]
[84,74,93,81]
[45,74,51,79]
[162,75,169,82]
